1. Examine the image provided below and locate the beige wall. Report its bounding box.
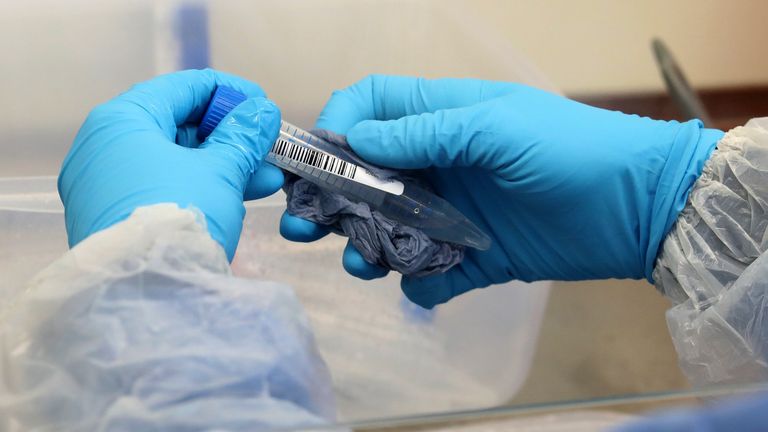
[468,0,768,93]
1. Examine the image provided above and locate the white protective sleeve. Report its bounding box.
[654,118,768,385]
[0,204,336,431]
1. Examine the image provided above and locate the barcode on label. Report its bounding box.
[271,138,358,179]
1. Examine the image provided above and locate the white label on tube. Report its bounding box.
[271,137,405,195]
[351,167,405,195]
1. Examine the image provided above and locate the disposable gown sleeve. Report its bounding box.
[0,204,337,431]
[653,118,768,385]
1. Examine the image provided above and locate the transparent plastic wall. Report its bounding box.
[0,0,205,176]
[0,1,152,175]
[0,0,554,424]
[208,0,557,127]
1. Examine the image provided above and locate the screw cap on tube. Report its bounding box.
[197,86,248,140]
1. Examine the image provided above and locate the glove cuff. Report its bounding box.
[644,121,723,282]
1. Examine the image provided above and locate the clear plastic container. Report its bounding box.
[0,0,555,422]
[0,177,550,421]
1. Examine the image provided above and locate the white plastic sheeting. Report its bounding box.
[0,205,336,431]
[655,118,768,385]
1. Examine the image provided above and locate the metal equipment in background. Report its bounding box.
[652,38,713,126]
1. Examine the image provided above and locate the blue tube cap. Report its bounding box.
[197,86,248,140]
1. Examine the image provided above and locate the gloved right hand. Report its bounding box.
[280,75,723,308]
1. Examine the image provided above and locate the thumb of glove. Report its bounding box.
[199,96,282,183]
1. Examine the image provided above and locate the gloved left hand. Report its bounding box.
[59,69,283,260]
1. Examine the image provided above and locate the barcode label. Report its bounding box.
[270,137,405,195]
[272,137,358,180]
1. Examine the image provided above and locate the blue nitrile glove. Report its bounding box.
[59,69,283,260]
[612,392,768,432]
[280,75,723,308]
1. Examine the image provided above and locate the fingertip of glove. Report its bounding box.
[401,267,479,309]
[241,96,281,129]
[279,212,330,242]
[244,164,284,200]
[342,242,389,280]
[201,96,281,160]
[401,275,446,309]
[253,97,281,145]
[346,120,387,160]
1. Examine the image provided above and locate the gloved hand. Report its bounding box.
[59,69,282,260]
[613,392,768,432]
[280,75,723,308]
